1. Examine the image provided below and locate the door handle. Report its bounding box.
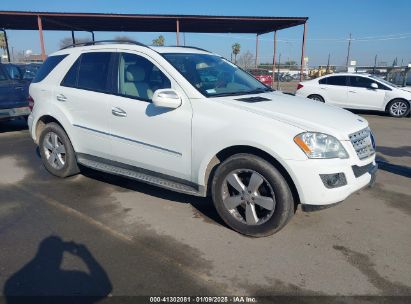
[320,87,326,90]
[56,94,67,102]
[112,107,127,117]
[348,90,357,93]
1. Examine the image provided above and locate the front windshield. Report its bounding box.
[369,75,397,88]
[162,53,272,97]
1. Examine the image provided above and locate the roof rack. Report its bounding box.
[166,45,211,53]
[61,40,147,50]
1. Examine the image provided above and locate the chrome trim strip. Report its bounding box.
[73,124,182,156]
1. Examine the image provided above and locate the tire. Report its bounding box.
[39,122,79,178]
[211,154,294,237]
[386,99,410,118]
[307,94,324,102]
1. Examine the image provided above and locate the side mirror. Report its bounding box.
[152,89,182,109]
[370,82,378,89]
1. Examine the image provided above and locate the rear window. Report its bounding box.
[32,55,67,83]
[320,76,347,86]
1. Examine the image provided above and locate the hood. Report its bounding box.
[211,91,368,140]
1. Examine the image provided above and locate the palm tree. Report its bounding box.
[232,43,241,64]
[152,35,165,46]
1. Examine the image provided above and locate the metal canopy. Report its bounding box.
[0,11,307,34]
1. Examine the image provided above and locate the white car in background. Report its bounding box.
[296,73,411,117]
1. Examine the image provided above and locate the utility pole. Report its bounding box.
[326,53,330,73]
[346,33,352,68]
[277,53,281,90]
[373,55,377,74]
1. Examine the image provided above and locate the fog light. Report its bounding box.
[320,173,347,188]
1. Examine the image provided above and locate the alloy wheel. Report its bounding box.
[43,132,66,170]
[390,101,408,117]
[221,169,276,225]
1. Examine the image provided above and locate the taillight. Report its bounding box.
[28,95,34,110]
[297,83,304,90]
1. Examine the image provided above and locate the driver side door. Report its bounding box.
[347,76,386,110]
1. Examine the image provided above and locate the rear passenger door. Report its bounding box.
[319,75,348,107]
[57,51,115,159]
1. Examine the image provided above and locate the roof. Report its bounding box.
[0,11,308,34]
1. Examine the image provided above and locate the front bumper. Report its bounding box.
[286,155,377,206]
[0,106,31,120]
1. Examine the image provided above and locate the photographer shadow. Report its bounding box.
[4,236,112,303]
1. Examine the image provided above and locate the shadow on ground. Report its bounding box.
[3,236,112,303]
[0,119,28,134]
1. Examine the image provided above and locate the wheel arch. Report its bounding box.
[385,97,410,112]
[307,94,325,102]
[202,145,300,208]
[35,115,71,145]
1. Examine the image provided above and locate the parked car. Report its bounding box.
[0,63,31,121]
[296,73,411,117]
[248,68,273,86]
[28,42,377,237]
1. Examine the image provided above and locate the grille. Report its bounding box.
[349,128,375,160]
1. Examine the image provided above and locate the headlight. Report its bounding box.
[294,132,349,159]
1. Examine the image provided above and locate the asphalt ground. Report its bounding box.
[0,112,410,303]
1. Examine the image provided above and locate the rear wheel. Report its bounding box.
[39,123,79,177]
[308,94,324,102]
[387,99,410,118]
[211,154,294,237]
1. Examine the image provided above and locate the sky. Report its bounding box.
[2,0,411,66]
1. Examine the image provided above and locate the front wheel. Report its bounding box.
[211,154,294,237]
[387,99,410,118]
[39,122,79,178]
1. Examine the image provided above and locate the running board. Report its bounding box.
[77,154,205,197]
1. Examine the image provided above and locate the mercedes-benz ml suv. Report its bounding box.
[28,41,377,237]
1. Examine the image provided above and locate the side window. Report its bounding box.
[326,76,347,86]
[77,52,112,92]
[318,77,327,84]
[117,52,171,101]
[0,67,7,81]
[61,58,80,88]
[5,65,22,80]
[349,76,374,88]
[32,55,68,83]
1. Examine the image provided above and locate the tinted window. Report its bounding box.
[32,55,67,83]
[117,53,171,101]
[318,77,327,84]
[5,65,22,80]
[349,76,374,88]
[0,67,7,81]
[325,76,347,86]
[61,58,80,88]
[77,52,112,92]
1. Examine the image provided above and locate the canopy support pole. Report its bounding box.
[255,34,259,68]
[272,30,277,87]
[176,19,180,46]
[300,21,307,81]
[71,31,75,44]
[90,31,95,42]
[37,15,46,61]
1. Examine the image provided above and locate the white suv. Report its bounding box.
[28,41,377,237]
[296,73,411,117]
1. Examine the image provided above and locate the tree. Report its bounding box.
[0,32,8,59]
[114,35,134,42]
[237,51,254,70]
[232,43,241,63]
[59,37,91,49]
[152,35,165,46]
